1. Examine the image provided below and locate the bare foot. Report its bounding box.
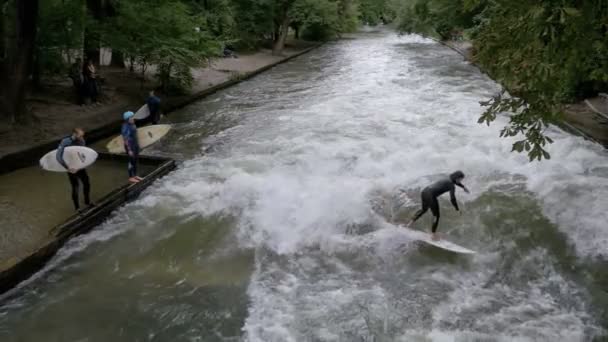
[431,233,440,241]
[128,177,140,183]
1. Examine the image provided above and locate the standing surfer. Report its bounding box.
[122,111,143,184]
[408,171,469,240]
[56,128,92,211]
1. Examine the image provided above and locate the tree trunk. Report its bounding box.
[0,1,6,61]
[84,0,113,65]
[294,25,300,40]
[80,0,86,60]
[0,0,39,123]
[272,13,290,55]
[84,27,100,64]
[273,21,280,42]
[110,50,125,68]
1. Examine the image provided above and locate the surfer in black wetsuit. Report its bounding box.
[56,128,91,211]
[408,171,469,241]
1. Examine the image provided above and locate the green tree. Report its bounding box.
[291,0,348,41]
[0,0,39,123]
[272,0,297,55]
[396,0,482,39]
[36,0,87,77]
[231,0,357,55]
[397,0,608,161]
[231,0,275,49]
[192,0,237,44]
[359,0,394,26]
[337,0,360,34]
[476,1,608,161]
[102,0,220,93]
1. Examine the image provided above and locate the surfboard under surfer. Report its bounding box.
[407,171,469,241]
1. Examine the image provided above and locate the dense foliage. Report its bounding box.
[358,0,396,26]
[0,0,362,122]
[396,0,608,161]
[3,0,604,163]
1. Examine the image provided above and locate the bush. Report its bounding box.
[397,0,608,161]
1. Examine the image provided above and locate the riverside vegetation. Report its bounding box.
[1,0,606,161]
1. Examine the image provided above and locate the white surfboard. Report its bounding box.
[40,146,98,172]
[399,225,476,254]
[133,104,150,120]
[106,124,171,154]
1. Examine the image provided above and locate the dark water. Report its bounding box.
[1,29,607,341]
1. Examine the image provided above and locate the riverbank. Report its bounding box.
[0,41,320,294]
[443,40,608,148]
[0,40,319,163]
[1,29,607,341]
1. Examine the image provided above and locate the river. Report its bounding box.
[1,29,607,341]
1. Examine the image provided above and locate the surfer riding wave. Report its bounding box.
[408,171,469,241]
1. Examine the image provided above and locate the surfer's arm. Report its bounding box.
[455,182,470,194]
[450,189,459,211]
[56,138,70,169]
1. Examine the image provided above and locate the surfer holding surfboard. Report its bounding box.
[122,111,144,184]
[56,128,92,211]
[408,171,469,241]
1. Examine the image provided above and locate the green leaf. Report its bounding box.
[512,140,525,152]
[562,7,579,17]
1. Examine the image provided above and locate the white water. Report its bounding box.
[141,31,608,340]
[1,30,607,341]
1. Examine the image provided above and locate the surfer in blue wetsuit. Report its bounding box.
[122,111,143,184]
[408,171,469,241]
[56,128,91,211]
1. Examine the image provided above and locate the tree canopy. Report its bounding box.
[3,0,605,163]
[395,0,608,161]
[0,0,363,123]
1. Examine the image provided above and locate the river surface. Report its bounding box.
[1,29,608,341]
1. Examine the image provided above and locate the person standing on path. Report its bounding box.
[146,90,162,124]
[68,58,84,105]
[56,128,92,211]
[122,111,143,183]
[408,171,470,241]
[83,59,99,105]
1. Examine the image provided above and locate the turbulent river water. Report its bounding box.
[1,29,608,342]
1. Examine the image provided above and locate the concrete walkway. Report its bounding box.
[0,42,318,160]
[0,42,321,282]
[0,160,156,270]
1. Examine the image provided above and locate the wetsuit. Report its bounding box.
[57,136,91,210]
[121,122,140,178]
[68,62,84,105]
[83,63,98,103]
[147,95,161,124]
[411,172,466,233]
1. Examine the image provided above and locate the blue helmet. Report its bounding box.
[123,111,135,121]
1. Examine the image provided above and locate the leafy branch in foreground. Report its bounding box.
[478,91,555,161]
[396,0,608,162]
